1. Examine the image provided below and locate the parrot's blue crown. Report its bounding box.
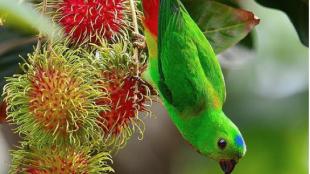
[235,135,245,148]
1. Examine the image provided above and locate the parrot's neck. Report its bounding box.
[163,99,224,149]
[144,28,158,59]
[142,0,159,58]
[142,0,159,85]
[142,0,159,37]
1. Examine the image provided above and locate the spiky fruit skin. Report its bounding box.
[58,0,127,44]
[28,66,87,134]
[89,42,153,148]
[3,44,107,146]
[10,145,113,174]
[97,71,148,135]
[0,101,7,123]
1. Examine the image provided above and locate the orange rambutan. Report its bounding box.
[10,144,113,174]
[3,44,107,146]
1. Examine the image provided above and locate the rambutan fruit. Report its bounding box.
[92,43,155,148]
[3,44,107,146]
[10,144,114,174]
[97,72,149,134]
[0,101,7,123]
[53,0,129,44]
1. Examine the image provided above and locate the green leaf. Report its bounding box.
[255,0,308,46]
[182,0,259,54]
[0,27,36,95]
[0,0,63,40]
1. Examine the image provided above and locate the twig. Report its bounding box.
[129,0,140,72]
[34,0,48,56]
[129,0,142,117]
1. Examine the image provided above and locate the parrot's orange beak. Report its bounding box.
[219,159,237,174]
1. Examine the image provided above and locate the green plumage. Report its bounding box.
[144,0,246,173]
[158,0,225,114]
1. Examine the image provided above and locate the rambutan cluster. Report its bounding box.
[3,0,154,172]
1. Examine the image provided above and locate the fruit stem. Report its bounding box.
[129,0,141,113]
[34,0,48,57]
[129,0,140,72]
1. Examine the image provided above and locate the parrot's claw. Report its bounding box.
[132,32,146,50]
[129,75,158,96]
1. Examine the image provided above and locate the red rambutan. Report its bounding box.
[0,101,7,123]
[57,0,127,43]
[82,42,156,148]
[97,70,149,135]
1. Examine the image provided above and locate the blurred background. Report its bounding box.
[0,0,308,174]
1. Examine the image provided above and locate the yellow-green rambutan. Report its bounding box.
[3,43,108,146]
[10,143,114,174]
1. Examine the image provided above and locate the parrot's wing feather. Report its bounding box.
[158,4,210,114]
[158,31,209,115]
[158,0,226,111]
[194,29,226,105]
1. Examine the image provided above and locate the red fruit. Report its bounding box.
[58,0,126,43]
[96,70,148,135]
[25,168,41,174]
[0,101,7,123]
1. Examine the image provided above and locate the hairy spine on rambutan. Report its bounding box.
[10,144,114,174]
[3,44,108,146]
[49,0,130,44]
[91,42,154,148]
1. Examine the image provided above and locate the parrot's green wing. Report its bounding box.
[194,24,226,104]
[158,31,210,114]
[158,0,226,114]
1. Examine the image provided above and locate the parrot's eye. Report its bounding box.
[217,139,227,150]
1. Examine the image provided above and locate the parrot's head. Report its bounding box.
[195,111,246,174]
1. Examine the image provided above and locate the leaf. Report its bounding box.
[0,28,34,122]
[255,0,308,46]
[0,29,38,124]
[182,0,259,54]
[206,0,239,8]
[0,0,63,40]
[0,27,36,96]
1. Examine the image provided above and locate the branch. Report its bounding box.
[129,0,143,119]
[34,0,48,55]
[129,0,140,74]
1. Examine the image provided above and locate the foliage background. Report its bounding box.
[0,0,308,174]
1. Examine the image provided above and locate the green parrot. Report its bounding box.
[142,0,246,173]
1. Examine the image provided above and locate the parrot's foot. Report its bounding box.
[132,32,146,50]
[130,75,158,96]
